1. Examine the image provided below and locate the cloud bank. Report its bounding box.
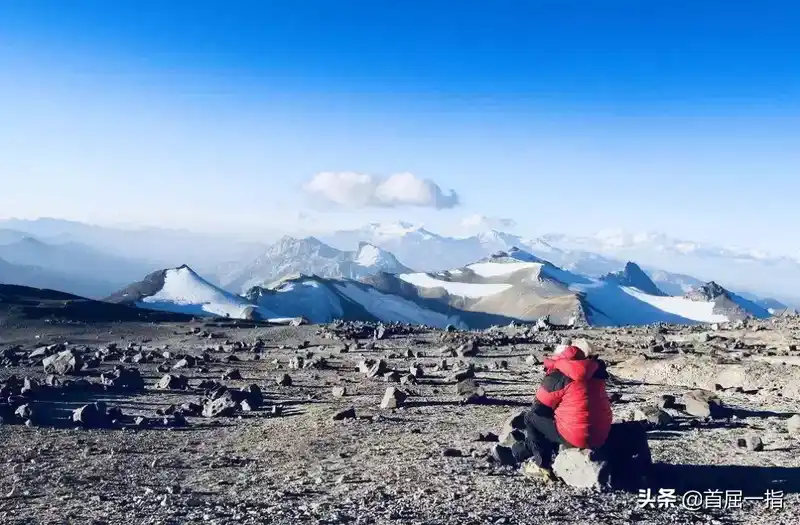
[303,172,460,209]
[460,213,516,231]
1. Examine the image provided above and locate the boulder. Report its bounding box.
[380,387,407,409]
[498,409,527,443]
[101,367,145,391]
[456,379,486,403]
[552,448,610,490]
[633,406,673,427]
[683,390,726,418]
[383,371,400,383]
[737,435,764,451]
[202,391,238,418]
[456,340,478,358]
[73,404,107,427]
[332,407,357,421]
[787,414,800,435]
[241,384,263,408]
[42,350,83,375]
[332,386,347,398]
[172,356,196,369]
[277,374,292,387]
[156,374,189,390]
[366,360,388,379]
[221,368,242,380]
[409,364,424,378]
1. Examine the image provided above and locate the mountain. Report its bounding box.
[0,217,267,274]
[0,257,123,299]
[683,282,771,320]
[644,269,705,296]
[540,229,800,307]
[244,275,466,328]
[0,236,155,289]
[0,283,191,324]
[600,262,666,296]
[219,236,412,294]
[106,265,278,320]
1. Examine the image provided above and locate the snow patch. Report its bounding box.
[620,287,729,323]
[398,273,512,298]
[333,282,464,328]
[466,261,542,278]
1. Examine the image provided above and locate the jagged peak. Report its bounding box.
[600,261,665,296]
[685,281,730,301]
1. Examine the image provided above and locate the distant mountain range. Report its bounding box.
[0,217,796,311]
[216,236,412,294]
[103,246,771,329]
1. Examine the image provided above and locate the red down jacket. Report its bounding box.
[535,346,613,449]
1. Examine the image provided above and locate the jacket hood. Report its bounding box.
[544,345,600,381]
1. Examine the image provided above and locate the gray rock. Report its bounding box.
[380,387,407,409]
[332,386,347,398]
[42,350,83,375]
[658,394,676,409]
[383,371,400,383]
[552,448,610,490]
[633,406,673,426]
[450,367,475,382]
[14,404,33,421]
[409,364,424,378]
[366,360,388,379]
[400,374,417,386]
[787,414,800,435]
[498,409,527,443]
[73,404,107,427]
[222,368,242,380]
[289,357,304,370]
[683,389,725,418]
[332,407,356,421]
[277,374,292,387]
[738,435,764,451]
[456,340,478,357]
[456,379,486,403]
[172,356,196,369]
[156,374,188,390]
[202,392,238,418]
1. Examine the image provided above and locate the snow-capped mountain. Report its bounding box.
[601,262,666,296]
[106,265,278,320]
[218,236,413,294]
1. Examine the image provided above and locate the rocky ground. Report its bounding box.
[1,316,799,525]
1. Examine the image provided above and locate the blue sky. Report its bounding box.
[1,1,799,253]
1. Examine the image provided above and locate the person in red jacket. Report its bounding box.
[493,344,613,478]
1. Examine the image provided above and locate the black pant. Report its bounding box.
[512,404,571,468]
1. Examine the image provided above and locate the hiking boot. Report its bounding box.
[521,459,556,483]
[490,444,516,467]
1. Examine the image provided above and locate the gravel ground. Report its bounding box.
[1,317,799,525]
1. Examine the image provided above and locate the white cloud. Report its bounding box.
[460,213,516,231]
[302,172,460,210]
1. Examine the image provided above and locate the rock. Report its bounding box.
[442,448,463,458]
[383,371,400,383]
[202,392,238,418]
[14,404,33,421]
[156,374,189,390]
[332,407,357,421]
[289,357,304,370]
[179,402,203,416]
[400,374,417,386]
[241,384,263,408]
[498,409,527,443]
[633,406,673,427]
[476,432,499,442]
[172,356,196,369]
[439,346,457,358]
[366,360,388,379]
[787,414,800,435]
[277,374,292,387]
[456,379,486,403]
[658,394,676,409]
[380,387,407,409]
[73,404,107,427]
[409,364,424,378]
[552,448,610,490]
[332,386,347,398]
[456,340,478,357]
[221,368,242,380]
[101,367,145,391]
[450,367,475,382]
[42,349,82,375]
[683,390,726,418]
[738,435,764,451]
[445,324,457,333]
[374,324,386,340]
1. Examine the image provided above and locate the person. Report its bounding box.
[493,343,613,480]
